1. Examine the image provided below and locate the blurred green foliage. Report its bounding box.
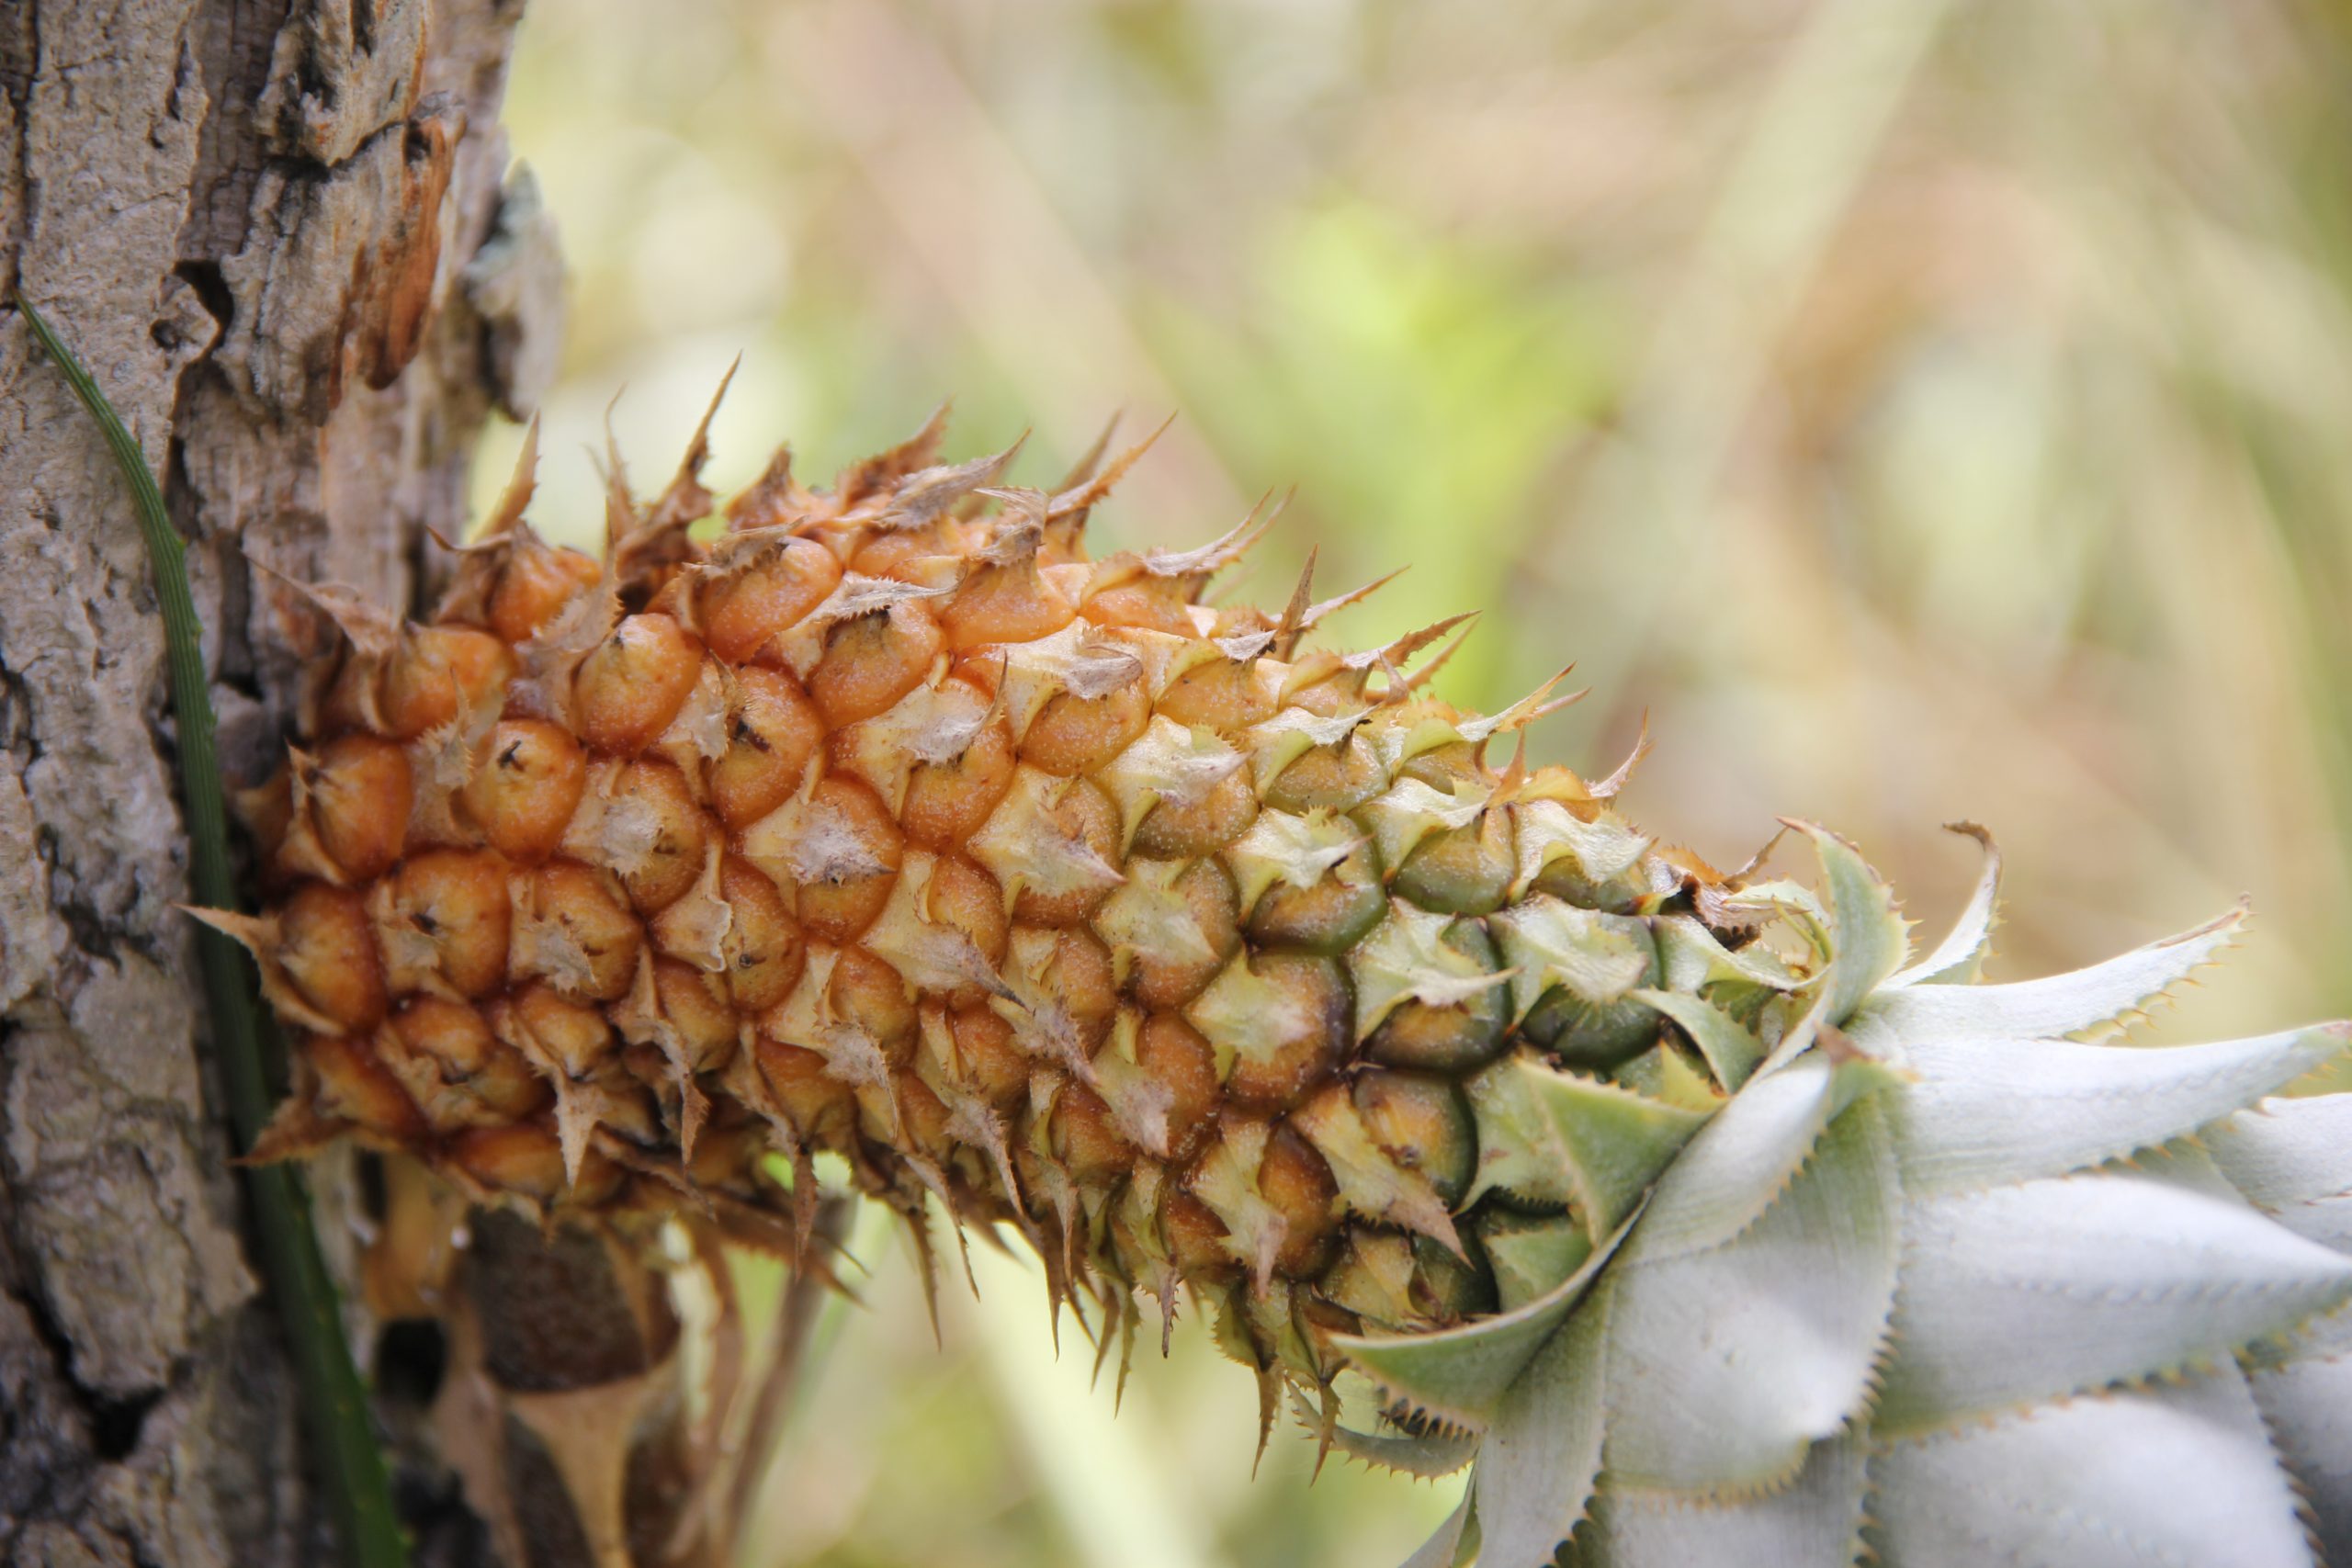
[483,2,2352,1562]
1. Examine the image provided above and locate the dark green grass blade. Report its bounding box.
[16,297,411,1568]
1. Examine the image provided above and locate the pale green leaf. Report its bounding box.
[1873,1173,2352,1436]
[1473,1276,1611,1568]
[1749,985,1833,1080]
[1631,1047,1903,1260]
[1398,1491,1477,1568]
[1718,879,1829,944]
[1790,820,1910,1022]
[1463,1055,1711,1237]
[1544,1073,1711,1241]
[1607,1040,1726,1113]
[1884,823,2001,987]
[1869,1371,2315,1568]
[1629,987,1765,1092]
[1851,902,2245,1045]
[1577,1437,1867,1568]
[1888,1025,2343,1195]
[1476,1212,1595,1313]
[1651,915,1804,997]
[1600,1100,1900,1493]
[2246,1353,2352,1564]
[1334,1209,1637,1430]
[1462,1055,1577,1211]
[1317,1413,1481,1480]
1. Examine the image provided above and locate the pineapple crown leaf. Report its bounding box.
[1781,819,1912,1025]
[1870,1361,2313,1567]
[1508,1067,1710,1243]
[1331,1205,1642,1433]
[1852,897,2252,1047]
[1625,1044,1903,1262]
[1398,1492,1478,1568]
[1467,1270,1610,1566]
[1294,1393,1483,1480]
[1475,1213,1594,1313]
[1871,1167,2352,1438]
[1628,987,1766,1092]
[1597,1097,1902,1497]
[1442,894,2349,1567]
[1584,1433,1871,1565]
[1884,1021,2348,1197]
[1884,820,2004,987]
[2202,1089,2352,1213]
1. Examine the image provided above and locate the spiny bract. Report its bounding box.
[217,395,2352,1568]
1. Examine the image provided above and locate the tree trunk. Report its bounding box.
[0,3,561,1564]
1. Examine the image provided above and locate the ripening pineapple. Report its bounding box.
[209,395,2352,1568]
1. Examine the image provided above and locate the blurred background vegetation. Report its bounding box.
[478,2,2352,1562]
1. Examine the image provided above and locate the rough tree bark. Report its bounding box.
[0,3,561,1564]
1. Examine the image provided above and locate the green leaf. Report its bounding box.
[1549,1075,1711,1242]
[1578,1437,1868,1568]
[1600,1100,1901,1495]
[1316,1411,1482,1480]
[1463,1055,1711,1240]
[1475,1213,1595,1313]
[1888,1024,2345,1195]
[1462,1056,1577,1211]
[1651,914,1804,998]
[16,299,408,1568]
[1873,1173,2352,1437]
[1885,823,2002,987]
[1851,901,2247,1046]
[1869,1371,2314,1568]
[1788,819,1910,1022]
[1471,1275,1611,1568]
[1609,1041,1726,1113]
[1333,1208,1638,1431]
[1629,987,1765,1092]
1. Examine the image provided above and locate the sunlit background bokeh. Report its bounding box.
[477,3,2352,1562]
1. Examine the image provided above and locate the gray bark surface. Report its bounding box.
[0,2,560,1563]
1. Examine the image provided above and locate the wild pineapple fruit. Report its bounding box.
[213,399,2352,1568]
